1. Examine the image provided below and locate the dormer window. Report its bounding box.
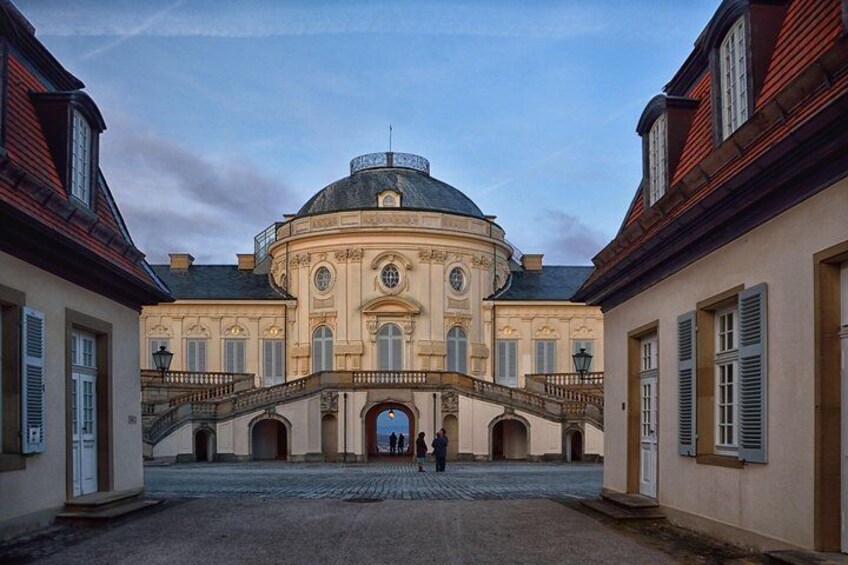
[719,17,748,140]
[647,113,668,206]
[70,109,93,206]
[378,190,401,208]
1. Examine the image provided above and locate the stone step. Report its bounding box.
[57,499,162,522]
[580,498,665,521]
[62,488,144,513]
[766,550,848,564]
[600,488,659,509]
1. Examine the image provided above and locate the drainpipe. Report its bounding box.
[343,392,348,463]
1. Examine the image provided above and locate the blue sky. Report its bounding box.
[19,1,721,265]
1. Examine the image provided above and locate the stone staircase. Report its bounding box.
[580,489,665,521]
[56,488,162,522]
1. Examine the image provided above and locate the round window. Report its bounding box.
[314,266,332,291]
[449,267,465,292]
[380,264,400,289]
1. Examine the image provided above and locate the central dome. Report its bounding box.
[295,152,485,219]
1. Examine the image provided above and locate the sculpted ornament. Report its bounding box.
[498,325,517,338]
[147,324,172,337]
[263,325,284,338]
[441,391,459,414]
[534,325,559,339]
[334,247,364,262]
[224,323,248,337]
[572,325,595,338]
[418,248,447,264]
[321,391,339,413]
[185,323,210,338]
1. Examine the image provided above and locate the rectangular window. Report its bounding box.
[496,340,518,387]
[185,339,207,372]
[0,288,25,464]
[572,339,595,372]
[263,339,285,386]
[148,339,170,369]
[223,339,246,373]
[534,340,556,373]
[714,306,739,453]
[640,335,657,372]
[70,110,92,205]
[648,113,668,205]
[720,16,749,139]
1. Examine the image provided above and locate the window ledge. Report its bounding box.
[696,453,744,469]
[0,454,26,472]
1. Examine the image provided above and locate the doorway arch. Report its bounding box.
[490,416,529,460]
[442,414,459,460]
[565,428,584,462]
[250,417,289,461]
[362,401,415,461]
[194,427,215,462]
[322,414,338,462]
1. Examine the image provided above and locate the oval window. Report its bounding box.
[314,266,332,291]
[449,267,465,292]
[380,264,400,289]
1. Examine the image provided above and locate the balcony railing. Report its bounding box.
[141,370,253,387]
[526,372,604,387]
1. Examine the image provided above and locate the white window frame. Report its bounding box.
[263,339,285,386]
[312,326,333,373]
[714,306,739,453]
[70,109,93,206]
[223,338,246,374]
[185,339,208,372]
[496,339,518,387]
[647,113,668,206]
[446,326,467,374]
[720,16,749,140]
[534,340,556,374]
[640,335,657,372]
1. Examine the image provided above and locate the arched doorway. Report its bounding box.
[251,419,288,460]
[322,414,338,462]
[194,428,214,462]
[565,429,583,462]
[363,402,414,460]
[443,414,459,460]
[491,418,528,460]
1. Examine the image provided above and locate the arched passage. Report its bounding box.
[565,428,583,462]
[322,414,338,462]
[491,418,528,460]
[442,414,459,460]
[251,418,289,461]
[363,402,415,460]
[194,427,215,462]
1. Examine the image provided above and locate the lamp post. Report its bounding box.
[572,348,593,382]
[152,345,174,378]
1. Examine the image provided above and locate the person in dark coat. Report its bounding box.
[397,433,405,454]
[389,432,397,455]
[415,432,427,472]
[432,431,448,472]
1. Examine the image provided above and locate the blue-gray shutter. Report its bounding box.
[738,283,768,463]
[22,307,46,454]
[496,340,507,383]
[677,311,696,456]
[198,340,207,372]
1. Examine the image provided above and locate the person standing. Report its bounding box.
[389,432,397,455]
[415,432,427,472]
[397,433,405,455]
[432,431,448,472]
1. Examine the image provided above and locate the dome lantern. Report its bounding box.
[350,152,430,175]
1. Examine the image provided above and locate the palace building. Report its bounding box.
[576,0,848,553]
[141,151,605,464]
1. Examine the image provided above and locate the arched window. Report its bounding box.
[447,326,468,374]
[377,323,403,370]
[312,326,333,373]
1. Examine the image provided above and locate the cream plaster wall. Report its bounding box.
[602,178,848,548]
[0,251,143,527]
[152,422,192,459]
[585,423,603,456]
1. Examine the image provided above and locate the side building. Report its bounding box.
[576,0,848,553]
[0,2,172,538]
[141,152,604,463]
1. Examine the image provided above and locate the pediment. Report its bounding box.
[360,295,421,315]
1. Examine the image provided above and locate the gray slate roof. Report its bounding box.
[297,168,485,219]
[150,265,291,300]
[492,266,595,301]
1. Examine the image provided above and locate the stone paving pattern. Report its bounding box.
[144,461,603,500]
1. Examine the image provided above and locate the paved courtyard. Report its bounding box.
[144,461,603,500]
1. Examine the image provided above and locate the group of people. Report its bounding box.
[416,428,448,472]
[387,432,406,455]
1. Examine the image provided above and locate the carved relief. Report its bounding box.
[263,324,284,338]
[223,323,249,337]
[313,296,335,309]
[471,255,492,268]
[271,257,287,289]
[447,298,469,310]
[494,261,510,290]
[498,325,517,338]
[572,325,595,338]
[309,312,337,331]
[288,253,311,269]
[334,247,364,262]
[321,391,339,413]
[147,324,172,337]
[362,212,419,226]
[370,251,413,271]
[418,248,447,264]
[311,216,339,229]
[441,216,469,230]
[441,391,458,414]
[185,323,210,338]
[534,324,559,339]
[445,313,471,331]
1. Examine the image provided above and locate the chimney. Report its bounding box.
[168,253,194,271]
[521,254,543,272]
[237,253,256,271]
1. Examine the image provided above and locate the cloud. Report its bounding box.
[100,128,297,264]
[81,0,184,59]
[537,210,609,265]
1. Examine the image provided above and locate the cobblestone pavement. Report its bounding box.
[144,461,602,500]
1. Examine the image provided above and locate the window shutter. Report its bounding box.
[22,307,46,454]
[312,333,322,373]
[323,331,334,371]
[738,283,767,463]
[677,311,696,456]
[276,340,285,378]
[236,341,245,373]
[224,340,233,373]
[457,331,467,374]
[534,342,543,373]
[198,340,207,372]
[496,341,506,381]
[546,341,555,373]
[508,342,517,384]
